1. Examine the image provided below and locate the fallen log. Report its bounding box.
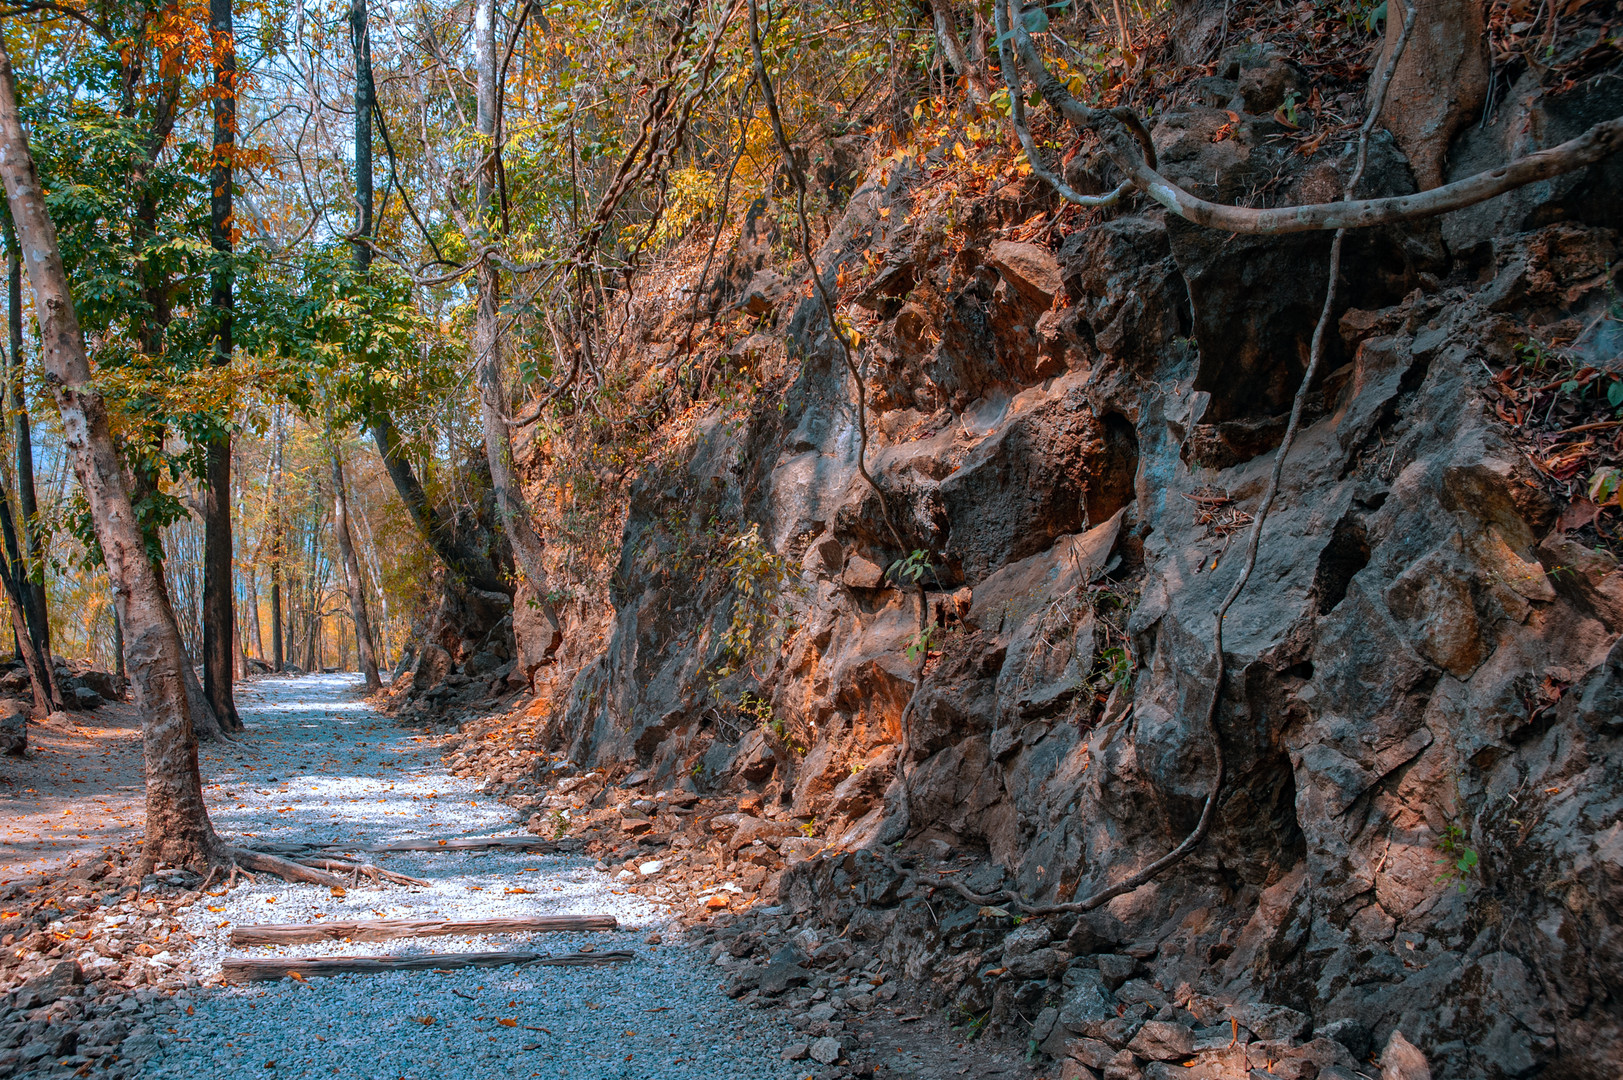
[229,914,618,947]
[221,949,634,982]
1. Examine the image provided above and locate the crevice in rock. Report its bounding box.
[1311,516,1372,614]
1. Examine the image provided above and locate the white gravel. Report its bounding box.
[143,675,802,1080]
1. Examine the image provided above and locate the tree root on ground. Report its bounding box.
[196,848,428,891]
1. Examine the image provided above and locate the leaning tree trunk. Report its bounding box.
[203,0,242,731]
[329,436,380,689]
[0,36,219,872]
[470,0,563,682]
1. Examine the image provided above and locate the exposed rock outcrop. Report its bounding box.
[515,60,1623,1080]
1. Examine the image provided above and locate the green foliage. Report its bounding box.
[711,523,800,682]
[905,619,939,662]
[1435,823,1480,893]
[887,548,933,587]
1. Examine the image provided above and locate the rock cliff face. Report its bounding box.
[527,65,1623,1079]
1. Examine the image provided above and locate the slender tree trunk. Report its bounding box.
[8,247,46,654]
[0,38,219,872]
[203,0,241,731]
[246,570,262,660]
[112,608,125,679]
[270,406,285,672]
[0,486,50,715]
[351,0,373,274]
[471,0,562,680]
[329,436,380,689]
[4,238,58,710]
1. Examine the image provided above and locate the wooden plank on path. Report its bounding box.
[229,914,618,946]
[221,949,634,982]
[364,836,559,853]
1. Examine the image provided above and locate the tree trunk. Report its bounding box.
[1374,0,1490,190]
[471,0,562,683]
[351,0,373,274]
[0,37,220,872]
[329,437,380,689]
[270,406,285,672]
[0,485,51,715]
[4,238,58,711]
[203,0,241,731]
[246,570,262,660]
[368,413,507,593]
[8,247,47,656]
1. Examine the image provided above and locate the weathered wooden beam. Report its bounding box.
[256,836,560,856]
[221,949,634,982]
[365,836,559,853]
[229,914,618,947]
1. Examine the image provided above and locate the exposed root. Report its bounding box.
[295,857,433,888]
[223,847,351,888]
[196,846,429,891]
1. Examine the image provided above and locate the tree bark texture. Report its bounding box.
[0,37,219,872]
[204,0,241,731]
[1375,0,1489,190]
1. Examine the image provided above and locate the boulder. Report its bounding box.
[14,961,83,1009]
[988,240,1063,307]
[841,554,885,590]
[1127,1020,1195,1061]
[740,270,792,315]
[1380,1030,1432,1080]
[0,698,24,756]
[412,645,453,694]
[74,668,125,701]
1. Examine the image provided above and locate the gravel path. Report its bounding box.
[143,675,802,1080]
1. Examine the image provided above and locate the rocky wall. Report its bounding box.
[538,57,1623,1079]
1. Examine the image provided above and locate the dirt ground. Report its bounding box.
[0,702,145,882]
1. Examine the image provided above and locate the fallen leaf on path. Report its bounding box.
[498,1018,517,1027]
